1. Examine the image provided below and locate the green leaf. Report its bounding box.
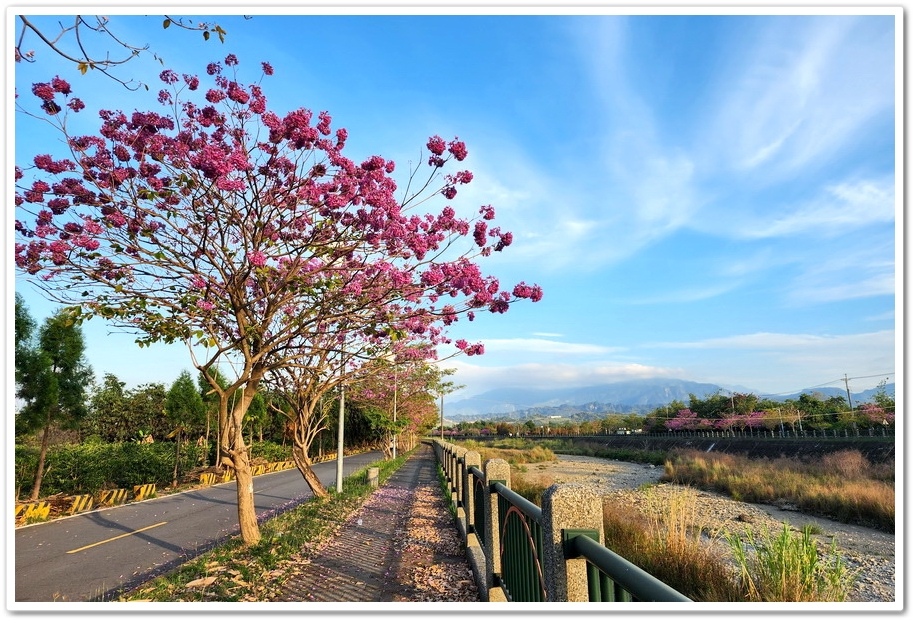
[77,63,89,75]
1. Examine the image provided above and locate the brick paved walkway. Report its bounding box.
[273,443,479,602]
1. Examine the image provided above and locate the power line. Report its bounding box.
[758,372,894,399]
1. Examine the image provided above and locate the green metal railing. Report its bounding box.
[433,439,692,603]
[494,482,546,601]
[469,466,487,546]
[565,531,692,602]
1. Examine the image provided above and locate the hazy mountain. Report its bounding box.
[445,378,726,418]
[443,378,894,421]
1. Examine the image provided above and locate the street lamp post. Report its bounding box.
[336,378,345,493]
[392,360,398,460]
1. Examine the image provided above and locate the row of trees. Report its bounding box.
[15,35,540,544]
[15,295,455,498]
[444,384,895,437]
[643,386,895,434]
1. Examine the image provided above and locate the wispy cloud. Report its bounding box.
[708,17,893,181]
[725,176,894,240]
[646,329,893,351]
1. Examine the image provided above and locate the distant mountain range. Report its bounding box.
[443,378,894,421]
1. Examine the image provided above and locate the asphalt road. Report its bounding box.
[12,451,382,604]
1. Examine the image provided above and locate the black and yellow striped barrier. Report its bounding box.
[252,464,266,476]
[220,469,235,483]
[199,472,218,485]
[68,494,94,514]
[132,484,156,500]
[98,488,128,506]
[17,501,50,522]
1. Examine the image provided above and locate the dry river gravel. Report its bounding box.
[522,454,896,604]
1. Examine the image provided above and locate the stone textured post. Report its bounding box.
[541,483,604,602]
[483,458,511,602]
[366,467,379,488]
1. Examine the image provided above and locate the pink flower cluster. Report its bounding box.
[15,54,543,373]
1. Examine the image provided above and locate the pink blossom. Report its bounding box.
[427,135,446,155]
[31,82,54,101]
[159,69,179,84]
[448,139,468,161]
[34,154,74,174]
[205,88,227,103]
[197,300,215,311]
[48,76,70,95]
[261,61,274,75]
[247,250,267,267]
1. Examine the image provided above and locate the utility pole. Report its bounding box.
[843,373,855,414]
[392,362,398,460]
[336,373,345,493]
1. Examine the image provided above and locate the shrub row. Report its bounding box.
[14,440,293,499]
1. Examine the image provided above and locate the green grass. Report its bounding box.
[727,523,857,601]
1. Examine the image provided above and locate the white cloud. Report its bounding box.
[466,337,622,356]
[443,359,683,397]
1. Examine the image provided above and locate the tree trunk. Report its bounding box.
[204,411,211,466]
[226,383,261,545]
[29,411,53,500]
[292,443,328,498]
[231,445,260,544]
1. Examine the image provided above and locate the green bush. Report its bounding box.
[250,441,292,463]
[14,439,296,500]
[14,440,210,498]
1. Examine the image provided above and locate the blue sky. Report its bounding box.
[9,5,901,405]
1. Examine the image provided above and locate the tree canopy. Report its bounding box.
[15,53,541,543]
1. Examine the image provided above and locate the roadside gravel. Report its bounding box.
[521,454,897,604]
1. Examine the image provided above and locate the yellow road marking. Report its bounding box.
[66,521,168,554]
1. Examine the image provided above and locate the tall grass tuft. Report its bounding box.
[602,489,746,601]
[727,523,857,602]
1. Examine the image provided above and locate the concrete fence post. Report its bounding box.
[366,467,379,488]
[541,483,604,602]
[483,458,511,602]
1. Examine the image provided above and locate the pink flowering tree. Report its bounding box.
[346,348,444,459]
[858,403,893,428]
[665,408,699,431]
[15,56,542,545]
